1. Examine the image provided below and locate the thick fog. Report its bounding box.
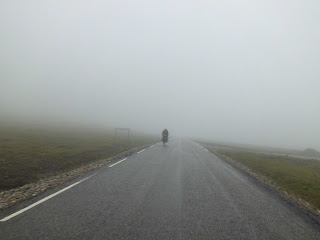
[1,1,319,150]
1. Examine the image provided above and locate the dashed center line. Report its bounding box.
[0,174,96,222]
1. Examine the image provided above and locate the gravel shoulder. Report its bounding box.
[0,144,151,211]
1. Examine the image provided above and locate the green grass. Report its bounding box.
[0,124,157,191]
[218,151,320,209]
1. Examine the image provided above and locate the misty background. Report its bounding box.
[1,1,319,150]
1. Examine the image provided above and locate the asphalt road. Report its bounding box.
[1,139,320,240]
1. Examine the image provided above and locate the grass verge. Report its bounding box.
[0,123,157,191]
[216,150,320,210]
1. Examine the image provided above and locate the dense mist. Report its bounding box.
[1,1,319,150]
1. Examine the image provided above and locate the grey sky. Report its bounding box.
[1,1,319,150]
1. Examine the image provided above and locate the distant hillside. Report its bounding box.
[301,148,320,158]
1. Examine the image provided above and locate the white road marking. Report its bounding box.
[0,174,96,222]
[205,149,209,152]
[137,149,145,154]
[109,158,127,168]
[149,145,155,148]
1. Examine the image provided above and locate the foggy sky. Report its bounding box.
[1,1,319,150]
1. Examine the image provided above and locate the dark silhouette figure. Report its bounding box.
[162,129,169,146]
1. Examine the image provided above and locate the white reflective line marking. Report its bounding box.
[109,158,127,168]
[205,149,209,152]
[0,174,96,222]
[150,145,154,148]
[137,149,145,154]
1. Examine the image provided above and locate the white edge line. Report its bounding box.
[0,174,96,222]
[109,158,127,168]
[137,149,145,154]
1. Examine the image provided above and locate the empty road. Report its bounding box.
[1,139,319,239]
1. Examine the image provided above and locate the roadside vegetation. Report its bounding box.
[196,140,320,210]
[0,123,157,191]
[217,151,320,209]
